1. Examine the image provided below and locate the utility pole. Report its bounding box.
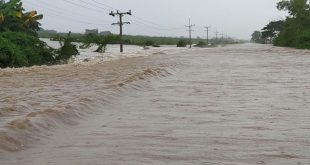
[214,30,219,42]
[185,18,195,48]
[221,32,224,41]
[110,10,132,53]
[204,26,211,44]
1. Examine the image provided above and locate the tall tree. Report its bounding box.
[251,31,263,43]
[261,20,285,42]
[277,0,309,18]
[273,0,310,48]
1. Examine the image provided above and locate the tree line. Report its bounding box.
[251,0,310,49]
[0,0,80,68]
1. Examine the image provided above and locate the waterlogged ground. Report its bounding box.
[0,44,310,165]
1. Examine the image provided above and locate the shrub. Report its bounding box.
[144,40,155,46]
[177,40,187,47]
[56,41,78,63]
[0,36,28,68]
[296,29,310,49]
[56,32,79,63]
[0,32,55,66]
[0,32,56,68]
[194,41,208,48]
[152,44,160,47]
[273,19,299,47]
[79,34,120,53]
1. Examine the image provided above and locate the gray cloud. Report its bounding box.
[22,0,287,39]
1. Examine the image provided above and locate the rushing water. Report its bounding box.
[40,38,188,63]
[1,44,310,165]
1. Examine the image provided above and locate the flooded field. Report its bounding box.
[1,44,310,165]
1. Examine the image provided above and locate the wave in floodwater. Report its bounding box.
[1,44,310,165]
[0,47,178,152]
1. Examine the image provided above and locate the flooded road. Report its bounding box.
[1,44,310,164]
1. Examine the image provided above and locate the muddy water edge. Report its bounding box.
[1,44,310,165]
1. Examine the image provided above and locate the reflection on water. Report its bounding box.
[1,44,310,164]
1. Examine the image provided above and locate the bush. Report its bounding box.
[79,34,120,53]
[296,29,310,49]
[0,36,28,68]
[0,32,55,66]
[273,19,299,47]
[177,40,187,47]
[56,33,79,63]
[144,40,155,46]
[0,32,56,68]
[138,40,160,48]
[56,41,78,63]
[194,41,208,48]
[152,44,160,47]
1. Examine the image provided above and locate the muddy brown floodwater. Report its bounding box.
[0,44,310,165]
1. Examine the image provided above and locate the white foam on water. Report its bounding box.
[40,38,191,65]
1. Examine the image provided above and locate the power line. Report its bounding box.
[25,0,183,35]
[42,11,110,27]
[67,0,185,32]
[91,0,118,10]
[131,15,184,30]
[65,0,185,32]
[62,0,106,14]
[24,0,105,22]
[128,17,184,31]
[23,0,229,39]
[87,0,184,31]
[23,1,111,27]
[56,0,188,32]
[129,22,163,36]
[75,0,111,13]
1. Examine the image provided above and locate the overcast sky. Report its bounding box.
[22,0,287,39]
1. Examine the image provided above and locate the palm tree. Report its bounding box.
[22,10,43,31]
[0,0,42,34]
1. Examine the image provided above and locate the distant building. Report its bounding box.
[85,29,98,35]
[99,31,112,36]
[39,29,57,34]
